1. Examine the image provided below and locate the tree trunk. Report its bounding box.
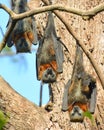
[0,0,104,129]
[29,0,104,129]
[0,76,50,130]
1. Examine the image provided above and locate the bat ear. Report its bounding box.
[36,38,45,81]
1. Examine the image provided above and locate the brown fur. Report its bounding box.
[38,61,57,80]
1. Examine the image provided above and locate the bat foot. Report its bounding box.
[45,101,53,112]
[62,107,68,112]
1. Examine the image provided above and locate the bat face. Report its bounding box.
[12,28,34,53]
[68,102,88,122]
[37,60,57,83]
[11,0,27,12]
[14,37,31,53]
[69,106,84,122]
[42,67,57,83]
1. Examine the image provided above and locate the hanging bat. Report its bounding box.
[36,11,64,107]
[62,45,96,122]
[36,11,64,83]
[7,0,37,53]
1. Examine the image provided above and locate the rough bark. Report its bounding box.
[0,76,50,130]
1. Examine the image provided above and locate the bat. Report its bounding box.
[7,0,37,53]
[62,45,96,122]
[36,11,64,107]
[36,11,64,83]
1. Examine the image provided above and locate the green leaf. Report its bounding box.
[83,111,94,123]
[0,110,9,130]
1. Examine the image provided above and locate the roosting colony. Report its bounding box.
[5,0,97,122]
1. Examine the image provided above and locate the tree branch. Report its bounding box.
[0,20,17,52]
[0,2,104,52]
[42,0,104,89]
[0,4,15,17]
[0,2,104,20]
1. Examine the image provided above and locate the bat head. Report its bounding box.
[11,0,28,13]
[68,102,88,122]
[11,0,27,8]
[42,67,57,83]
[15,37,31,53]
[37,61,57,83]
[12,31,34,53]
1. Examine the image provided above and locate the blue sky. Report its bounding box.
[0,0,49,105]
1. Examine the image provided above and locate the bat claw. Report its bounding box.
[45,101,54,112]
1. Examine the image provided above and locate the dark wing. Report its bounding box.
[6,18,14,47]
[89,80,97,113]
[53,35,64,73]
[47,11,64,73]
[44,11,57,38]
[30,16,38,45]
[62,80,71,111]
[36,39,43,80]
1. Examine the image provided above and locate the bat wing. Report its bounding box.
[29,16,38,45]
[36,39,43,80]
[6,18,14,47]
[44,11,64,73]
[89,80,97,113]
[62,80,71,111]
[52,34,64,73]
[83,76,97,113]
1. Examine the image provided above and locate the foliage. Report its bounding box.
[83,111,94,123]
[0,110,9,130]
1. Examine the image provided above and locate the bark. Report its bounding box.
[0,76,49,130]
